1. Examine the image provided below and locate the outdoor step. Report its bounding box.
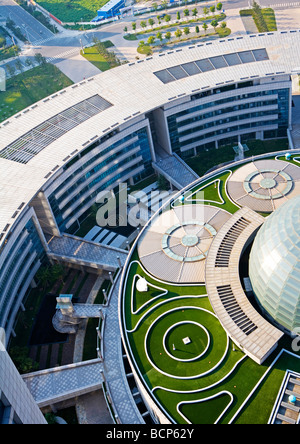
[290,378,300,386]
[276,413,296,424]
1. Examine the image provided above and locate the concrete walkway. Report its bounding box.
[52,52,102,83]
[274,8,300,30]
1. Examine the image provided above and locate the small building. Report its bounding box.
[92,0,126,20]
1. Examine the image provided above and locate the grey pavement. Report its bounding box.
[54,53,101,83]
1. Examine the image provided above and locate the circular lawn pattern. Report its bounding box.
[145,306,228,379]
[163,321,210,362]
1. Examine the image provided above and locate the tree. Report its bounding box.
[15,59,23,74]
[148,18,155,28]
[216,2,223,11]
[195,25,200,34]
[0,35,5,48]
[25,58,33,69]
[132,22,136,31]
[203,7,209,18]
[183,26,190,36]
[202,22,208,35]
[164,14,171,23]
[5,63,15,79]
[175,28,182,38]
[156,31,163,44]
[192,8,198,18]
[36,265,51,290]
[183,9,189,17]
[165,31,172,41]
[123,26,127,32]
[210,5,216,16]
[176,11,180,20]
[211,19,218,31]
[10,346,39,374]
[220,21,227,29]
[140,20,147,30]
[49,263,64,285]
[34,52,44,66]
[152,2,158,11]
[147,35,155,45]
[161,0,168,11]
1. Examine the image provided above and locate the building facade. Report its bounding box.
[0,31,299,423]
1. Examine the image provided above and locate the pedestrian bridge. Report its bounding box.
[47,234,128,272]
[22,359,104,408]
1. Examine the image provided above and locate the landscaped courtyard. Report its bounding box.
[120,152,300,424]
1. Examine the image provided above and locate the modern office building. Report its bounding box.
[0,31,300,423]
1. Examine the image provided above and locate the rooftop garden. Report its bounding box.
[120,151,300,424]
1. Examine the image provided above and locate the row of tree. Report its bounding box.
[127,3,223,33]
[152,1,223,13]
[143,20,227,45]
[92,37,121,68]
[5,52,47,79]
[251,1,268,32]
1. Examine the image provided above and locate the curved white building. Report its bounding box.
[0,30,300,423]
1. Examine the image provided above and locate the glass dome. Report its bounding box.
[249,195,300,333]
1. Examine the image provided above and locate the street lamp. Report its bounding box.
[80,38,84,54]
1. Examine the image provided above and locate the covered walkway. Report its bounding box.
[22,359,104,408]
[47,234,128,272]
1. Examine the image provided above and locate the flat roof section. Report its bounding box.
[227,159,300,213]
[138,204,231,283]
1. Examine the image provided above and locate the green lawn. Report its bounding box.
[0,63,73,123]
[185,138,289,178]
[261,8,277,31]
[121,151,300,424]
[80,46,111,71]
[36,0,109,22]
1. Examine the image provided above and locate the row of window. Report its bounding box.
[0,219,45,326]
[168,88,289,152]
[48,128,153,232]
[180,119,281,148]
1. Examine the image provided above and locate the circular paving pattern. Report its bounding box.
[260,177,277,190]
[227,159,300,212]
[243,168,293,201]
[181,235,199,248]
[161,221,217,263]
[138,205,232,283]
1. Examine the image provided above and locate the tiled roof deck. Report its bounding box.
[205,207,284,364]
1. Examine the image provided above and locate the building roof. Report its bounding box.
[0,31,300,243]
[205,206,284,364]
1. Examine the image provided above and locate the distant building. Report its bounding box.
[92,0,126,20]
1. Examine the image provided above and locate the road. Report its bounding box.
[0,0,53,43]
[1,0,300,81]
